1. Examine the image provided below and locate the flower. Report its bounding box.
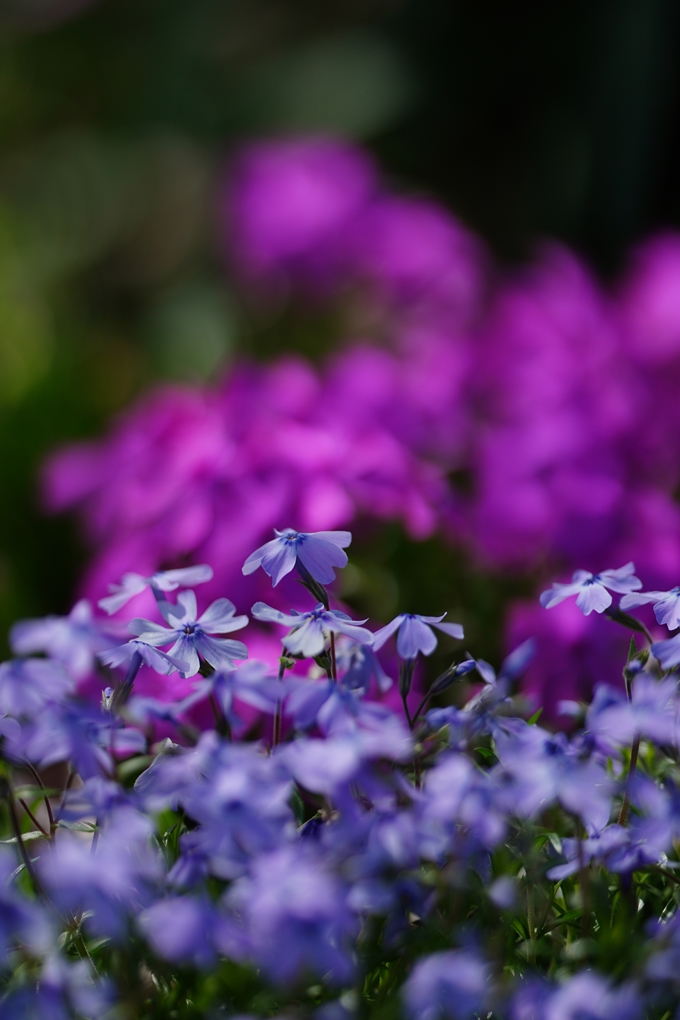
[129,591,248,677]
[251,602,372,657]
[620,585,680,628]
[372,613,464,659]
[98,639,189,676]
[402,949,490,1020]
[98,565,213,615]
[242,528,351,586]
[539,563,642,615]
[9,599,113,680]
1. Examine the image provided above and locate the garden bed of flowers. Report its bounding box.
[2,527,680,1018]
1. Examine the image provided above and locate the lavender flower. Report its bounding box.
[251,601,372,657]
[0,658,75,718]
[372,613,464,659]
[9,599,113,679]
[539,563,642,615]
[98,638,189,675]
[226,845,356,985]
[129,591,248,677]
[98,564,214,614]
[402,949,490,1020]
[242,528,351,586]
[620,585,680,629]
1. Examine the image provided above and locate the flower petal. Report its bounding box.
[575,583,612,615]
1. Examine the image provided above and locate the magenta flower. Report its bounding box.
[540,563,642,616]
[242,528,351,586]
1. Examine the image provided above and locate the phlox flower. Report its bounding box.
[402,948,490,1020]
[129,591,248,677]
[98,639,189,676]
[372,613,464,659]
[243,528,351,586]
[10,599,113,680]
[98,564,213,615]
[251,601,372,658]
[620,585,680,629]
[539,562,642,615]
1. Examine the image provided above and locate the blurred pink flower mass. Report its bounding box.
[43,137,680,712]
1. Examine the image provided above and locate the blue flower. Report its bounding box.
[10,599,113,680]
[539,562,642,615]
[372,613,464,660]
[98,564,214,615]
[242,528,351,586]
[402,948,490,1020]
[620,585,680,629]
[251,602,372,657]
[129,591,248,677]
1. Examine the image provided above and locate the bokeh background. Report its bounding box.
[4,0,680,711]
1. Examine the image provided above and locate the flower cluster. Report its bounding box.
[1,539,680,1017]
[41,137,680,714]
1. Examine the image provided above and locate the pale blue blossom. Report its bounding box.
[129,591,248,677]
[98,565,213,615]
[251,601,372,658]
[372,613,464,660]
[540,562,642,615]
[242,528,351,586]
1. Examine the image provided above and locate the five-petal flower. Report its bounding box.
[251,602,372,658]
[539,563,642,616]
[620,586,680,629]
[372,613,464,660]
[98,565,214,615]
[129,591,248,677]
[242,529,351,586]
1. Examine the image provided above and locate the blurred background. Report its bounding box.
[4,0,680,709]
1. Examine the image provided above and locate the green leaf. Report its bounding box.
[527,708,543,725]
[0,830,45,843]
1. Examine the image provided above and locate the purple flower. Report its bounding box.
[586,676,679,749]
[651,631,680,668]
[138,896,222,969]
[542,973,641,1020]
[372,613,463,659]
[226,845,356,985]
[0,658,75,718]
[251,601,372,657]
[539,563,642,615]
[621,585,680,629]
[98,564,213,615]
[129,591,248,677]
[335,638,393,692]
[402,949,490,1020]
[9,599,113,679]
[40,807,162,940]
[98,638,189,675]
[208,662,282,731]
[243,528,351,586]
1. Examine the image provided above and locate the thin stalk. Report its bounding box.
[575,820,592,938]
[24,761,55,834]
[18,799,49,838]
[401,691,413,731]
[209,694,231,739]
[329,631,338,682]
[526,887,536,963]
[2,780,44,897]
[412,691,432,725]
[617,735,640,826]
[274,653,286,748]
